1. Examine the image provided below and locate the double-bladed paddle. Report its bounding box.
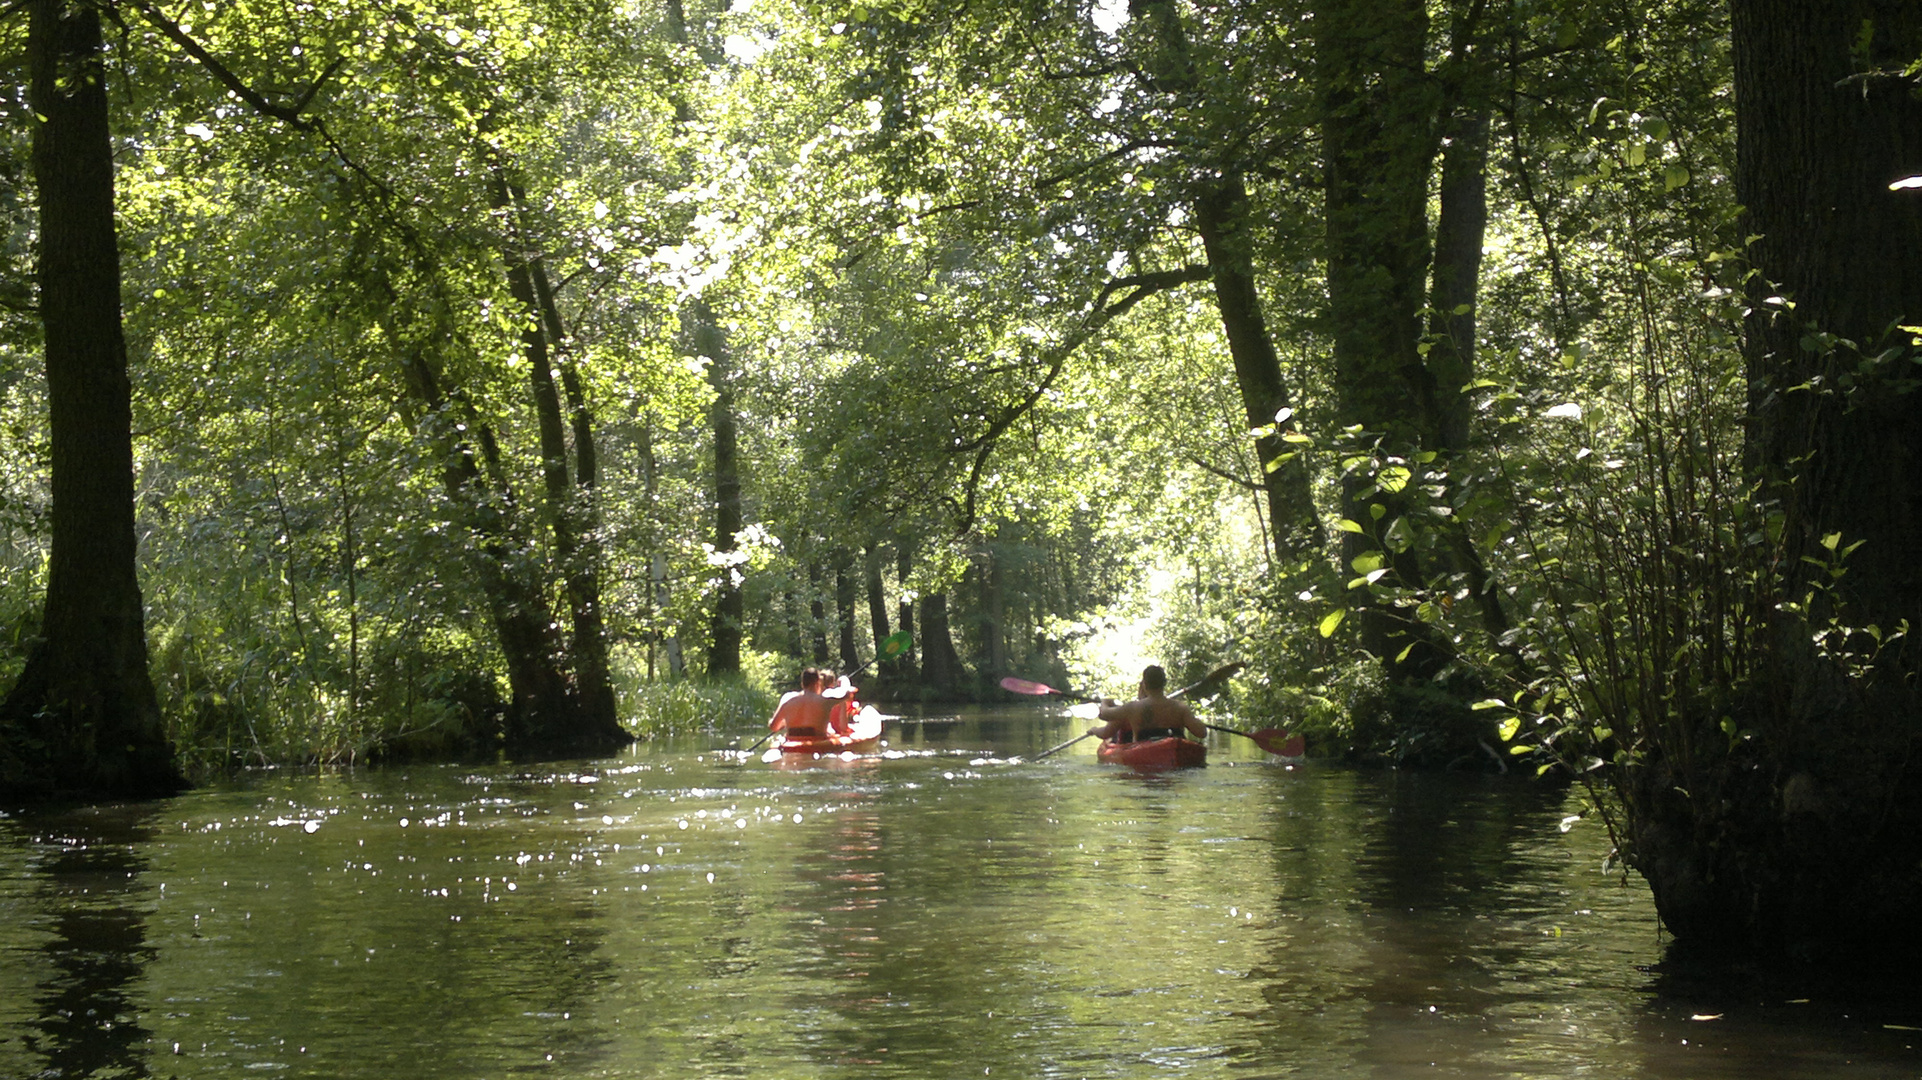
[1011,662,1246,760]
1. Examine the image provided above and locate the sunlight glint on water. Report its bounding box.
[2,708,1919,1079]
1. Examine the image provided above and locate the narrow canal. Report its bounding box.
[2,705,1917,1078]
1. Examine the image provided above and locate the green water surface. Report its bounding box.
[2,706,1918,1078]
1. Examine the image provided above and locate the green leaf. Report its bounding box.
[1496,716,1521,741]
[1350,551,1386,574]
[1336,519,1365,534]
[1664,165,1691,191]
[1317,608,1346,638]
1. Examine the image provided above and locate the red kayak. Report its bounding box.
[1097,736,1207,770]
[778,705,884,756]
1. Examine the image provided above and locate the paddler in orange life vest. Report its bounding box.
[769,667,837,739]
[1086,664,1207,743]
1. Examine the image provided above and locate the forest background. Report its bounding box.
[1,0,1919,970]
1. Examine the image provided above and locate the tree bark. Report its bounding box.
[1315,0,1451,681]
[1129,0,1324,566]
[1622,0,1922,967]
[688,299,743,675]
[493,174,623,748]
[1,0,183,800]
[1192,180,1326,564]
[918,592,966,694]
[834,549,861,672]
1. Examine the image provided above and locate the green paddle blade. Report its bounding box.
[881,629,913,656]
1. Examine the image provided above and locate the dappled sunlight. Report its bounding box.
[10,729,1913,1079]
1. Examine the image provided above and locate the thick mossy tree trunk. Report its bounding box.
[1314,0,1453,681]
[1624,0,1922,966]
[0,0,184,801]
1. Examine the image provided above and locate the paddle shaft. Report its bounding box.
[1033,669,1229,759]
[1033,731,1095,760]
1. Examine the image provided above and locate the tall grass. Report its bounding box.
[613,645,781,738]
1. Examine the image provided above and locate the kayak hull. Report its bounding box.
[1097,736,1207,770]
[778,705,883,756]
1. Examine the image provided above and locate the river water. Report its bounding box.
[2,705,1918,1079]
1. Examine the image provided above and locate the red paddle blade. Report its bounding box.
[1000,676,1057,696]
[1251,729,1305,757]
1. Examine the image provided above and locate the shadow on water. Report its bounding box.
[3,723,1920,1079]
[11,803,163,1079]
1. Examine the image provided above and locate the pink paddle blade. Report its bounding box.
[1000,676,1057,696]
[1251,729,1305,757]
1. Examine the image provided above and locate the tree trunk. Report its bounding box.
[864,543,893,660]
[375,267,579,747]
[1192,180,1326,564]
[980,549,1007,676]
[1622,0,1922,967]
[1,0,183,800]
[834,549,861,672]
[807,557,831,665]
[918,592,966,694]
[494,175,623,749]
[1427,103,1513,644]
[894,544,918,681]
[1315,0,1451,681]
[688,299,743,675]
[1130,0,1323,566]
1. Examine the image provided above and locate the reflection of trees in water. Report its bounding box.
[20,806,161,1079]
[1228,772,1616,1072]
[783,789,900,1068]
[800,791,887,982]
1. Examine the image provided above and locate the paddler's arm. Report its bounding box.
[1088,698,1131,739]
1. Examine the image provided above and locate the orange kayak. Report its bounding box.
[778,705,883,756]
[1097,736,1206,770]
